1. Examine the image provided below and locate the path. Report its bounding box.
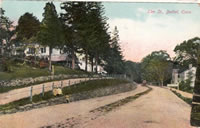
[0,77,100,105]
[0,85,194,128]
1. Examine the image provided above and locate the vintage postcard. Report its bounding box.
[0,0,200,128]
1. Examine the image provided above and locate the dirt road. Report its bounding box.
[0,85,194,128]
[0,77,99,105]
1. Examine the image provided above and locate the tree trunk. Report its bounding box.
[91,57,94,72]
[85,51,88,72]
[1,47,4,56]
[71,49,75,69]
[49,46,52,72]
[161,80,163,86]
[191,47,200,126]
[95,54,98,73]
[34,47,36,66]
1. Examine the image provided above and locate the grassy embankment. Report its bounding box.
[0,64,90,93]
[0,64,86,81]
[171,89,192,105]
[0,79,129,112]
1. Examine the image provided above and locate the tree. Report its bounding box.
[124,61,142,83]
[16,12,40,42]
[80,2,110,73]
[174,37,200,70]
[104,26,125,74]
[191,45,200,126]
[16,12,40,63]
[60,2,110,72]
[37,2,65,71]
[141,50,172,86]
[0,8,15,57]
[60,2,87,70]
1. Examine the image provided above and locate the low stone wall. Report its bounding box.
[69,82,137,102]
[0,74,99,87]
[0,82,137,115]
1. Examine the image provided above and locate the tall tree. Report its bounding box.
[16,12,40,42]
[37,2,65,71]
[191,44,200,126]
[104,26,125,74]
[0,8,15,57]
[61,2,110,72]
[16,12,40,62]
[60,2,86,69]
[88,2,110,73]
[174,37,200,70]
[124,61,142,83]
[141,50,172,86]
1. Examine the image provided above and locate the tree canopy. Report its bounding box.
[37,2,65,71]
[0,8,15,58]
[104,26,125,74]
[16,12,40,42]
[174,37,200,70]
[141,50,172,86]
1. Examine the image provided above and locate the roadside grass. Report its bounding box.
[171,90,192,105]
[90,86,152,113]
[0,79,129,112]
[0,64,86,81]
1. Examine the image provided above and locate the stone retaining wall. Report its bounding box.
[0,82,137,115]
[0,74,99,87]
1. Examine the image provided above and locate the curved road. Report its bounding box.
[0,85,195,128]
[0,77,100,105]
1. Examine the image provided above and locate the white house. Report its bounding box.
[179,64,196,87]
[24,44,106,73]
[76,53,106,74]
[24,44,68,62]
[168,64,196,88]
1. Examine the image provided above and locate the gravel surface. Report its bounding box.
[0,85,194,128]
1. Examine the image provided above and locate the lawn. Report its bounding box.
[0,64,86,81]
[0,79,129,112]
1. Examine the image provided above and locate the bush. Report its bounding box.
[0,58,13,72]
[179,80,193,93]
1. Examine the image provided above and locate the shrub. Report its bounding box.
[1,58,13,72]
[179,80,193,93]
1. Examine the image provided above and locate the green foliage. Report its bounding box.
[179,80,193,93]
[0,64,85,81]
[38,2,65,47]
[179,70,193,93]
[141,50,173,86]
[16,12,40,42]
[0,58,13,72]
[104,26,125,74]
[191,42,200,127]
[0,8,15,57]
[171,90,192,105]
[124,61,142,83]
[174,37,200,69]
[60,2,110,72]
[37,2,65,71]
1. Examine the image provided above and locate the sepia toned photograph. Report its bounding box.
[0,1,200,128]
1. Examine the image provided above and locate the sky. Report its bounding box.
[1,1,200,62]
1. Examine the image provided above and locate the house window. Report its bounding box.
[41,47,46,53]
[27,48,35,54]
